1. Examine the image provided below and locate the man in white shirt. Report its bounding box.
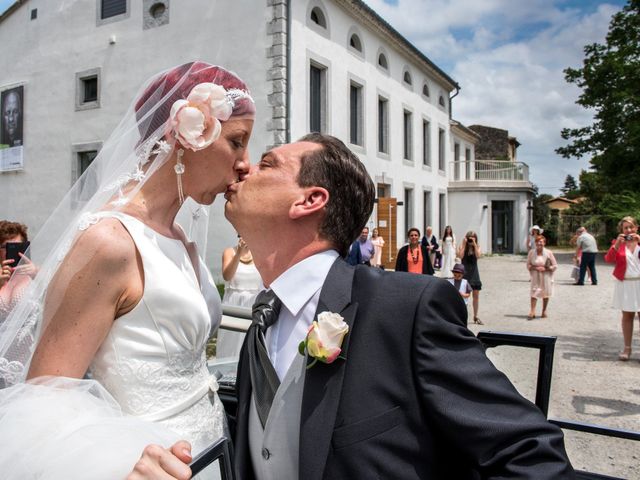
[132,133,575,480]
[575,226,598,285]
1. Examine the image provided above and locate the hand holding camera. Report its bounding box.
[1,259,13,288]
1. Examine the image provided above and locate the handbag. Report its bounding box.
[570,265,580,281]
[434,251,442,269]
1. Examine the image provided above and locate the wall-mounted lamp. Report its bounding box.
[109,35,117,45]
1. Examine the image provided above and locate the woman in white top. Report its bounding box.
[440,225,457,278]
[222,236,263,308]
[0,62,255,478]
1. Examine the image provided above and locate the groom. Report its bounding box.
[132,133,575,479]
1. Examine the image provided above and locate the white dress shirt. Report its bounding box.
[265,250,339,380]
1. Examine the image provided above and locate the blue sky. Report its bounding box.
[0,0,13,15]
[1,0,629,194]
[364,0,628,194]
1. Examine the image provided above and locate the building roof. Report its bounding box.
[450,119,481,143]
[544,196,579,205]
[0,1,25,24]
[337,0,459,91]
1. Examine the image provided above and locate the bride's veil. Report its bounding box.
[0,61,255,388]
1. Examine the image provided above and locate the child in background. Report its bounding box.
[448,263,472,304]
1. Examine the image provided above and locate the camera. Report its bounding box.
[625,234,634,241]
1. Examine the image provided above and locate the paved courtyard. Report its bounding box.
[454,251,639,478]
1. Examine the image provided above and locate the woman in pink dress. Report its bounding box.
[527,235,558,320]
[370,228,385,268]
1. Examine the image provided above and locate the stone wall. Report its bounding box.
[469,124,510,160]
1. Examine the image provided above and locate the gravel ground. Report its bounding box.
[445,252,640,479]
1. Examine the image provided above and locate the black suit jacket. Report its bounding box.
[234,258,575,479]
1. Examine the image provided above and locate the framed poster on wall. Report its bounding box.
[0,85,24,172]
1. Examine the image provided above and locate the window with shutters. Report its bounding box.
[97,0,129,25]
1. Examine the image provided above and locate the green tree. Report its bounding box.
[560,174,580,198]
[556,1,640,202]
[533,193,553,229]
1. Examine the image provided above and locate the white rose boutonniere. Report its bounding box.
[298,311,349,368]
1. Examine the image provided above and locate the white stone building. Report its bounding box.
[0,0,533,276]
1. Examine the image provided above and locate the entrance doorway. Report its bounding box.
[376,197,397,269]
[492,201,514,253]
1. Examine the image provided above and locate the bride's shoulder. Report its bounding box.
[69,217,137,269]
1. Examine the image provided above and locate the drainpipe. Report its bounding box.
[285,0,292,143]
[449,84,460,119]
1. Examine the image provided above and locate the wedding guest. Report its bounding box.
[219,235,263,359]
[395,227,434,275]
[448,263,472,304]
[526,235,557,320]
[346,227,373,266]
[527,225,543,251]
[574,226,598,285]
[604,216,640,361]
[458,231,483,324]
[0,220,35,322]
[421,225,439,269]
[221,235,263,308]
[370,227,385,268]
[440,225,456,278]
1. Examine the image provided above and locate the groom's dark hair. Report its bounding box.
[297,133,375,257]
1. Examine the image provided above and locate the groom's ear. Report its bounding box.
[289,187,329,219]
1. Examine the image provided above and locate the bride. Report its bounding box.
[0,61,254,478]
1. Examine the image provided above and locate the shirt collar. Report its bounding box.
[269,250,339,316]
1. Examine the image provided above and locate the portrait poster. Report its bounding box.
[0,85,24,172]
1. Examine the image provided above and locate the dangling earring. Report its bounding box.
[174,148,185,206]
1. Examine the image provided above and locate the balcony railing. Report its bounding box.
[450,160,530,182]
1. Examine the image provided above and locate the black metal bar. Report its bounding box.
[550,418,640,442]
[575,471,625,480]
[189,436,234,479]
[222,305,253,320]
[477,331,556,416]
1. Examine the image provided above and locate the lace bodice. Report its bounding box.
[88,212,224,453]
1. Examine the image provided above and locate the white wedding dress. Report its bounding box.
[0,212,225,479]
[441,236,456,278]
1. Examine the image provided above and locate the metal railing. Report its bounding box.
[450,160,530,182]
[478,331,640,480]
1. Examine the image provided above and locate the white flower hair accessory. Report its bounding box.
[169,83,241,151]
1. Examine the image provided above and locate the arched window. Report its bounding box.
[349,33,362,52]
[438,95,446,107]
[403,70,412,86]
[378,53,388,69]
[310,7,327,28]
[422,83,430,97]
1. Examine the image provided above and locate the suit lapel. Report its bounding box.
[299,258,358,480]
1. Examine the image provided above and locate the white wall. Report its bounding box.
[289,0,455,246]
[0,0,272,279]
[448,189,531,254]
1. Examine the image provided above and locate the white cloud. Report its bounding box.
[363,0,623,193]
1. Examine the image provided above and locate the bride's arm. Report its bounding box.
[27,219,143,379]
